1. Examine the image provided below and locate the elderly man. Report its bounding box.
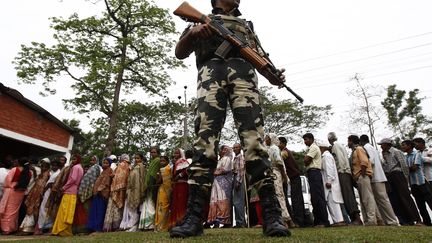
[327,132,362,225]
[317,140,345,226]
[380,138,422,226]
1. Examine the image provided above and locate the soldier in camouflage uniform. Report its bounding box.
[170,0,290,238]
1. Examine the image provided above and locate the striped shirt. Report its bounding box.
[382,147,409,179]
[406,150,425,185]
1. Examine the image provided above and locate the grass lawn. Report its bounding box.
[1,226,431,242]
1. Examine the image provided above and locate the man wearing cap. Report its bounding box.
[380,138,422,225]
[303,133,329,227]
[317,140,345,226]
[348,135,377,225]
[360,135,398,226]
[327,132,362,225]
[170,0,289,238]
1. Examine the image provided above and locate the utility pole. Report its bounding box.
[178,86,189,149]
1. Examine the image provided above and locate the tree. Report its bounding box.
[260,87,333,140]
[14,0,183,156]
[382,84,431,140]
[218,87,333,144]
[62,118,106,159]
[346,74,384,147]
[90,99,186,155]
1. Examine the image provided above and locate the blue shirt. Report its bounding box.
[406,150,425,185]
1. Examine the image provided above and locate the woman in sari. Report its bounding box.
[154,156,172,231]
[0,157,32,234]
[45,156,71,230]
[51,154,84,236]
[34,160,61,235]
[120,153,146,232]
[207,145,234,228]
[168,148,189,228]
[264,133,295,228]
[87,158,113,232]
[19,160,51,234]
[138,147,161,230]
[74,155,102,234]
[103,154,130,232]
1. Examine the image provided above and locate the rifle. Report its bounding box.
[174,2,304,103]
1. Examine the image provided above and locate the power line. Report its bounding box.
[287,51,432,85]
[284,42,432,77]
[277,65,432,91]
[283,31,432,66]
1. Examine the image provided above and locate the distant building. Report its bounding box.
[0,83,75,161]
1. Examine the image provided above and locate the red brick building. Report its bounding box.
[0,83,75,161]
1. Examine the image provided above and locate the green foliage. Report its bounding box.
[382,84,431,140]
[219,87,333,145]
[292,151,306,175]
[14,0,184,154]
[260,87,333,140]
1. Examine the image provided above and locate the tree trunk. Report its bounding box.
[104,46,127,156]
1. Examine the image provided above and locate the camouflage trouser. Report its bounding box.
[188,57,274,190]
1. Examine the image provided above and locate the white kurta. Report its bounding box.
[321,151,343,203]
[321,150,344,223]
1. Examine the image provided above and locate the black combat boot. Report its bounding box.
[170,185,209,238]
[259,184,291,237]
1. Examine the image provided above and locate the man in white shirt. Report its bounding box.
[360,135,399,226]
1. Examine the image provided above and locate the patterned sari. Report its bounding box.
[154,164,172,231]
[207,153,234,225]
[103,161,129,232]
[20,170,50,232]
[120,163,146,231]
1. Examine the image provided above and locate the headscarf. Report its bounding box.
[91,155,99,165]
[120,154,130,162]
[221,145,234,160]
[174,148,189,171]
[268,133,280,147]
[104,157,113,165]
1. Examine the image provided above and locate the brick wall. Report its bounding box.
[0,95,70,148]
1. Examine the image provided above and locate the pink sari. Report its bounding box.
[0,167,26,233]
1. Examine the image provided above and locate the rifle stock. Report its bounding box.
[174,2,304,103]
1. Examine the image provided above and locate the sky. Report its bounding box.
[1,0,432,151]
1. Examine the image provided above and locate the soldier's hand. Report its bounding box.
[190,24,213,39]
[277,68,286,88]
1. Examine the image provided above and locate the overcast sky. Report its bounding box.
[1,0,432,150]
